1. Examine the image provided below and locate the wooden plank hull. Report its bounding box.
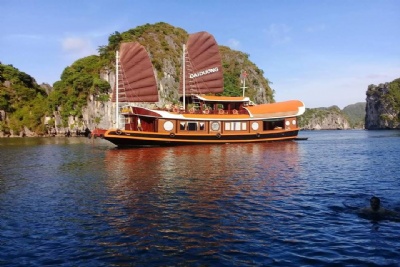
[104,129,299,147]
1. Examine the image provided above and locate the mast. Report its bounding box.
[242,78,246,97]
[183,44,186,111]
[241,70,248,97]
[115,50,119,129]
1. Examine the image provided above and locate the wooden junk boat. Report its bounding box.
[104,31,305,147]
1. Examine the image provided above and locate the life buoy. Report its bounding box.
[216,133,221,139]
[189,108,195,114]
[116,129,122,135]
[218,109,224,115]
[170,133,175,138]
[173,107,179,113]
[232,109,238,114]
[203,109,210,114]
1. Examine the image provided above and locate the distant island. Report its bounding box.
[300,103,366,130]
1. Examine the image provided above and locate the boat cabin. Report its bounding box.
[119,94,294,137]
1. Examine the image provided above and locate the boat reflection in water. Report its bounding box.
[102,141,302,262]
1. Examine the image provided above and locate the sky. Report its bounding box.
[1,0,399,109]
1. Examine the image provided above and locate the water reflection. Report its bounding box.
[102,141,303,260]
[104,141,302,199]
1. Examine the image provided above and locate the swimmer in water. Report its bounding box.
[358,196,398,220]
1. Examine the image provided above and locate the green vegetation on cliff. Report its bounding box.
[365,78,400,129]
[386,78,400,113]
[219,46,273,102]
[298,106,342,128]
[298,103,366,129]
[366,78,400,110]
[48,55,111,126]
[0,64,49,135]
[342,102,366,128]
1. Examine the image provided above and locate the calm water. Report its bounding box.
[1,130,400,266]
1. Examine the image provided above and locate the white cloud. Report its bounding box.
[305,24,326,33]
[265,24,291,45]
[227,38,240,50]
[61,37,98,59]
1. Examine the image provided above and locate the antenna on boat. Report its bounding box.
[241,70,248,97]
[115,50,119,129]
[182,44,186,111]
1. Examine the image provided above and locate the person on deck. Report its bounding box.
[137,118,143,131]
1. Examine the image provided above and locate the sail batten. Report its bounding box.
[112,42,158,103]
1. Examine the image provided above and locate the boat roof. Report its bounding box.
[246,100,305,118]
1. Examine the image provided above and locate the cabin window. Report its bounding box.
[188,122,197,131]
[224,121,247,131]
[199,122,205,130]
[179,121,206,131]
[263,120,285,130]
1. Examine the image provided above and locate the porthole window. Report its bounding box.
[251,122,259,131]
[164,121,174,131]
[285,121,290,126]
[292,119,296,125]
[211,121,220,131]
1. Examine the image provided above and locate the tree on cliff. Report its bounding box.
[365,78,400,129]
[0,63,49,135]
[47,55,111,127]
[387,78,400,112]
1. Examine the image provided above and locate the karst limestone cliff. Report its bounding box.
[299,107,351,130]
[365,82,400,129]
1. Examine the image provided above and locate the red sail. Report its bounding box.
[112,42,158,102]
[179,31,224,95]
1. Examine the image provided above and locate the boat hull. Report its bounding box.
[104,129,299,147]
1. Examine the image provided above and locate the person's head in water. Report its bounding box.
[370,196,381,211]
